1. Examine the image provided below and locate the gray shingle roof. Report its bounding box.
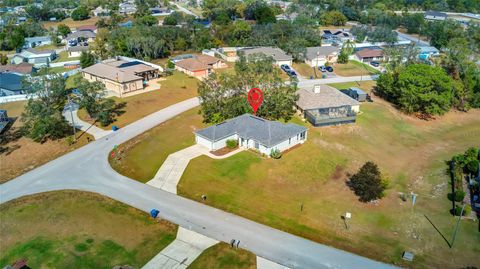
[305,46,340,61]
[66,30,96,40]
[195,114,307,147]
[296,84,359,110]
[0,73,24,92]
[240,47,292,62]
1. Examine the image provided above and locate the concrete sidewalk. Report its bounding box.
[62,105,112,140]
[142,227,218,269]
[257,257,291,269]
[146,145,209,194]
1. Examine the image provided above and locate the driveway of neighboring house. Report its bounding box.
[62,104,112,140]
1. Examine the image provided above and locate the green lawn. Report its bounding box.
[111,82,480,268]
[333,61,380,76]
[77,71,199,130]
[0,191,177,268]
[189,243,256,269]
[54,51,80,63]
[110,108,205,182]
[292,62,319,78]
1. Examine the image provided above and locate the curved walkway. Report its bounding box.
[0,97,398,269]
[62,104,112,139]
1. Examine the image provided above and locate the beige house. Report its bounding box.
[175,54,227,79]
[305,46,340,67]
[82,59,160,97]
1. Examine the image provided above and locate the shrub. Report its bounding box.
[226,139,238,149]
[454,204,469,216]
[270,149,282,159]
[347,161,387,202]
[448,191,466,202]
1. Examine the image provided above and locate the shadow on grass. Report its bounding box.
[423,214,451,248]
[0,117,23,155]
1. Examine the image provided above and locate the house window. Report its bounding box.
[300,132,306,140]
[254,141,259,149]
[289,138,291,144]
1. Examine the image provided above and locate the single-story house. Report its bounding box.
[175,55,227,78]
[0,72,27,96]
[119,2,136,14]
[150,7,171,16]
[11,48,57,67]
[194,114,307,155]
[305,46,340,67]
[0,63,34,75]
[93,6,110,17]
[82,58,160,97]
[67,45,89,57]
[23,36,51,48]
[240,47,293,66]
[418,46,440,59]
[76,25,98,33]
[65,30,96,43]
[424,10,447,21]
[296,84,360,126]
[322,29,354,44]
[216,47,242,62]
[355,48,384,62]
[171,54,195,63]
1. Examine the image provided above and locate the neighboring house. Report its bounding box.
[76,25,98,33]
[341,87,367,102]
[23,36,51,48]
[0,72,27,96]
[355,48,384,62]
[67,46,89,57]
[65,30,96,43]
[11,48,57,67]
[194,114,307,155]
[216,47,242,62]
[82,58,160,97]
[93,6,110,17]
[424,10,447,21]
[240,47,293,66]
[296,84,360,127]
[418,46,440,60]
[0,63,34,75]
[305,46,340,67]
[150,7,171,16]
[119,2,137,14]
[322,29,354,44]
[171,54,195,63]
[175,54,227,78]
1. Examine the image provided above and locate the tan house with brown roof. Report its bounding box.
[175,54,227,78]
[355,48,384,63]
[82,59,160,97]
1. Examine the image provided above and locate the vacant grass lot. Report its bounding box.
[42,17,101,29]
[189,243,256,269]
[333,61,380,76]
[0,101,92,183]
[77,71,198,130]
[0,191,176,268]
[111,82,480,268]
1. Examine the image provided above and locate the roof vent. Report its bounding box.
[313,84,321,94]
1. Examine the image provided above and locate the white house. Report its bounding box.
[23,36,51,48]
[305,46,340,67]
[239,47,293,66]
[194,114,307,155]
[67,46,89,57]
[11,48,57,67]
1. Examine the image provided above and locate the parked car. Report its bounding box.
[280,64,291,72]
[68,39,77,46]
[287,70,297,77]
[370,61,380,67]
[318,66,327,72]
[326,66,334,72]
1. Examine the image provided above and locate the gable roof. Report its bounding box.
[25,36,50,43]
[195,114,307,147]
[240,47,293,62]
[66,30,96,40]
[76,25,97,32]
[196,54,221,65]
[355,48,383,58]
[0,63,33,75]
[296,84,359,110]
[305,46,340,60]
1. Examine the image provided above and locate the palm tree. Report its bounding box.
[342,39,356,55]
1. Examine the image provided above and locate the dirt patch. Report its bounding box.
[330,165,346,180]
[210,146,238,156]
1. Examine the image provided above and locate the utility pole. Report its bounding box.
[450,204,465,248]
[67,95,76,141]
[450,161,456,215]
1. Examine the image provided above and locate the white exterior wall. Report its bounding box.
[306,58,326,67]
[212,134,237,150]
[275,60,293,66]
[351,105,360,113]
[266,132,307,154]
[196,135,213,150]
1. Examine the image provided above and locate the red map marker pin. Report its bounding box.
[248,88,263,115]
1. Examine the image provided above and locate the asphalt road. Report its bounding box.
[0,97,399,269]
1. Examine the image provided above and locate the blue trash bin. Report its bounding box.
[150,209,160,218]
[112,125,119,131]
